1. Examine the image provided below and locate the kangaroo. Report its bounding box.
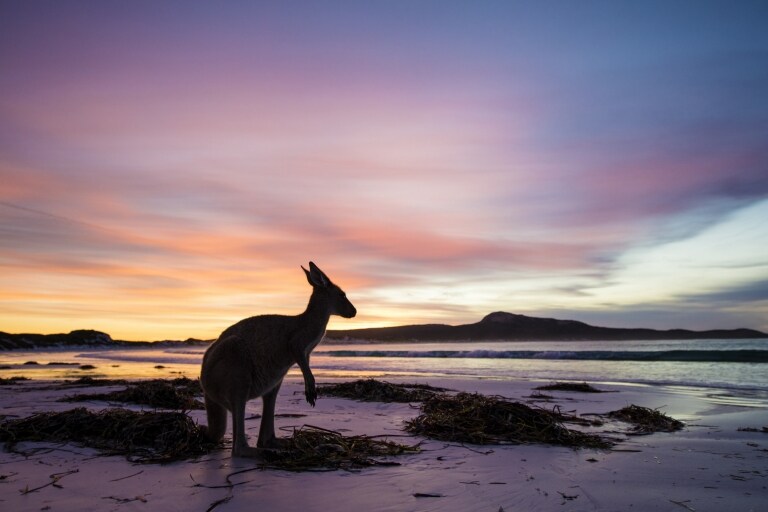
[200,261,356,457]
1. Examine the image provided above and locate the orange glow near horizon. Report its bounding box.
[2,3,768,339]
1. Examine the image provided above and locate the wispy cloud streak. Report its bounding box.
[1,1,767,338]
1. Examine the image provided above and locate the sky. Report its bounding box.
[1,1,767,340]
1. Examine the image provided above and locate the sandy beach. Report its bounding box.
[1,376,766,512]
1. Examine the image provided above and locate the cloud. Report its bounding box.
[1,2,767,338]
[682,280,768,305]
[536,305,768,333]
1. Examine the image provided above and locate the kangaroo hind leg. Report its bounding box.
[231,396,262,458]
[201,394,227,443]
[256,380,286,449]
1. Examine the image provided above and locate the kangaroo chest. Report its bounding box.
[305,330,326,355]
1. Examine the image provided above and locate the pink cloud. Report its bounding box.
[2,2,767,338]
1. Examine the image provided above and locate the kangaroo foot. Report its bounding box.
[257,436,292,452]
[231,445,264,458]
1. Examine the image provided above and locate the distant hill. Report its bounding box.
[0,330,210,351]
[2,312,765,349]
[326,311,768,342]
[0,329,115,350]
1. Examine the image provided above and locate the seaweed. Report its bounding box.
[62,376,129,387]
[318,379,448,403]
[606,405,684,433]
[0,407,217,463]
[405,392,611,449]
[535,382,607,393]
[0,410,416,470]
[60,378,204,410]
[258,425,420,471]
[737,426,768,433]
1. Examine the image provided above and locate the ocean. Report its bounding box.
[2,338,767,395]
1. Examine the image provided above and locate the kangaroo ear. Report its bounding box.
[303,261,330,288]
[301,265,313,286]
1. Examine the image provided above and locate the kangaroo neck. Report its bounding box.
[299,290,332,333]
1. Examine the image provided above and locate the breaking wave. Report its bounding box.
[317,349,768,363]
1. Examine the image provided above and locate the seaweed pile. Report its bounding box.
[607,405,684,433]
[0,407,216,463]
[318,379,448,403]
[737,426,768,433]
[405,392,611,449]
[61,376,129,387]
[535,382,607,393]
[260,425,420,471]
[61,378,203,410]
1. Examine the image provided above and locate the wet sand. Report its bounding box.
[1,376,766,511]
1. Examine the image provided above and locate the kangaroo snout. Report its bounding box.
[342,303,357,318]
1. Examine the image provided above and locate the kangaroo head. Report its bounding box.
[302,261,357,318]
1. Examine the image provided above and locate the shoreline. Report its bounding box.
[2,376,767,511]
[3,338,768,393]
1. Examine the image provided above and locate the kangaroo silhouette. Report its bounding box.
[200,262,356,457]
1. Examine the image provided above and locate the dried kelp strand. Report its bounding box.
[534,382,608,393]
[606,405,684,433]
[257,425,420,471]
[0,407,217,463]
[60,378,203,410]
[318,379,448,403]
[405,392,611,449]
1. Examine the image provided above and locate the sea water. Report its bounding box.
[2,339,767,394]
